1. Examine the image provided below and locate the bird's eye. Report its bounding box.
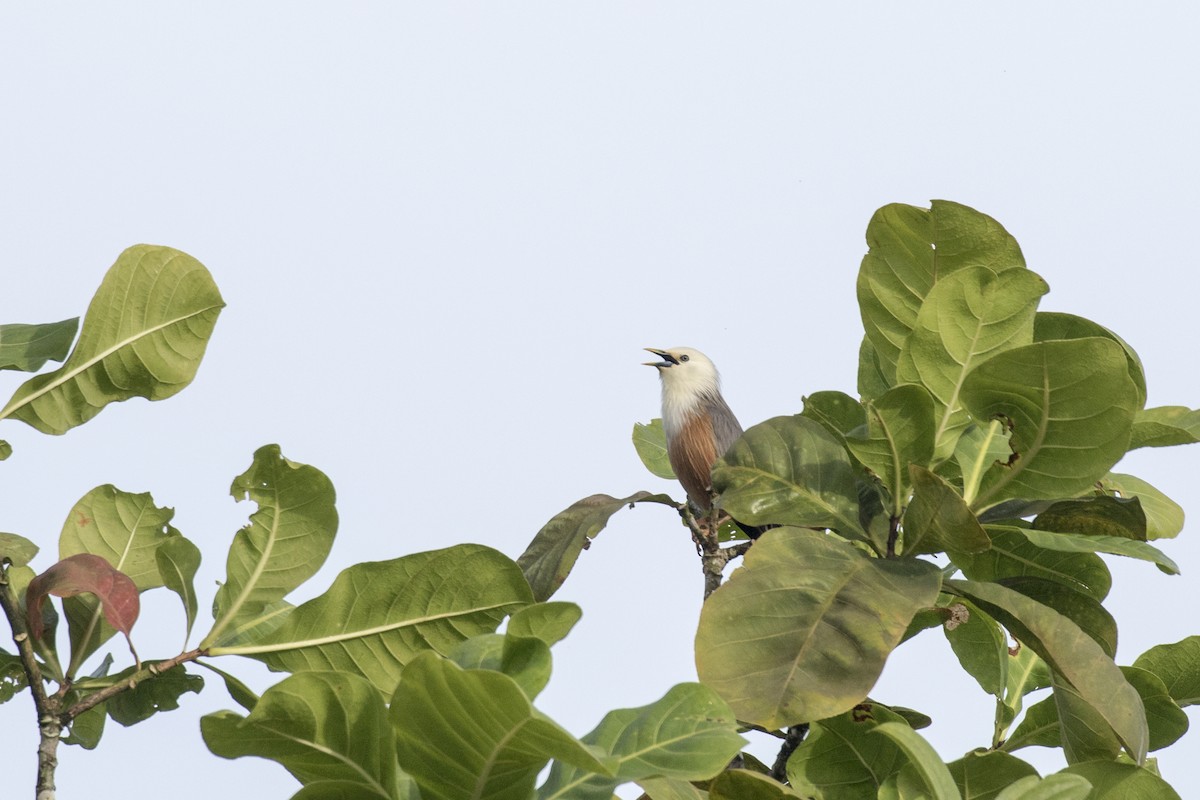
[680,354,690,362]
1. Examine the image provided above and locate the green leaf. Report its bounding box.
[506,601,582,646]
[0,440,10,460]
[997,577,1117,659]
[639,777,710,800]
[904,466,990,556]
[196,660,259,712]
[1052,670,1122,763]
[0,649,28,703]
[857,201,1025,383]
[156,534,201,645]
[634,419,676,479]
[62,701,106,749]
[1004,694,1060,751]
[1133,636,1200,707]
[999,645,1051,733]
[945,579,1148,763]
[202,671,396,799]
[786,704,911,798]
[1059,761,1181,799]
[871,722,962,800]
[1033,311,1147,409]
[954,421,1011,507]
[1009,527,1179,576]
[845,384,936,512]
[961,338,1138,507]
[1100,474,1184,540]
[944,599,1008,697]
[712,416,867,545]
[954,526,1112,601]
[393,652,609,800]
[695,529,942,728]
[1121,667,1189,751]
[896,267,1048,460]
[106,664,203,726]
[1033,496,1146,541]
[858,336,892,401]
[801,390,867,440]
[449,633,552,700]
[993,773,1092,800]
[947,750,1038,800]
[204,445,338,649]
[291,779,420,800]
[0,532,38,567]
[518,491,672,602]
[709,770,803,799]
[0,318,79,372]
[539,683,744,800]
[211,545,533,697]
[1129,406,1200,450]
[0,246,223,434]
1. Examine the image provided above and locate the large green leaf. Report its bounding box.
[1100,474,1185,540]
[946,750,1038,800]
[1009,526,1179,576]
[1033,311,1147,409]
[1133,636,1200,707]
[0,245,223,434]
[210,545,533,697]
[633,419,676,479]
[709,770,803,799]
[801,390,867,441]
[786,704,910,799]
[944,599,1008,697]
[896,267,1047,460]
[392,653,610,800]
[506,602,582,646]
[202,671,397,799]
[712,416,867,545]
[997,577,1117,659]
[845,384,936,513]
[1059,761,1180,799]
[1032,496,1146,541]
[639,776,710,800]
[904,465,990,556]
[871,722,961,800]
[945,579,1147,763]
[518,492,673,602]
[953,526,1112,602]
[449,633,552,701]
[203,445,338,649]
[857,201,1025,383]
[993,774,1092,800]
[539,683,744,800]
[156,534,201,645]
[0,318,79,372]
[961,338,1138,507]
[58,486,184,674]
[106,664,203,726]
[695,529,942,728]
[1129,405,1200,450]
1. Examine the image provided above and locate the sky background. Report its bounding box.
[2,3,1198,797]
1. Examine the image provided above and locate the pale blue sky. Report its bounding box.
[2,4,1197,797]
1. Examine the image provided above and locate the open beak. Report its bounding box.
[643,347,679,368]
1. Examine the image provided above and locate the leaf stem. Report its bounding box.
[63,648,205,721]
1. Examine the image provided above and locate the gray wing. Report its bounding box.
[705,394,745,456]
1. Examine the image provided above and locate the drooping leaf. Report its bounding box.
[506,601,583,646]
[997,577,1117,658]
[961,338,1138,507]
[156,534,201,644]
[1121,667,1189,751]
[392,653,610,800]
[871,722,962,800]
[709,770,803,799]
[1004,694,1060,751]
[857,200,1025,383]
[210,545,533,698]
[953,526,1112,601]
[801,390,867,441]
[633,419,676,479]
[0,245,223,434]
[845,384,936,512]
[1129,405,1200,450]
[204,445,338,649]
[1059,761,1181,799]
[0,532,38,567]
[904,465,990,556]
[1133,636,1200,708]
[1052,670,1122,763]
[203,671,397,799]
[944,599,1008,697]
[696,529,942,728]
[945,579,1147,763]
[1009,527,1179,576]
[26,554,139,647]
[712,416,867,545]
[1100,473,1185,540]
[896,267,1048,460]
[786,704,910,798]
[992,773,1092,800]
[998,644,1051,732]
[197,660,259,712]
[449,633,552,701]
[518,492,673,602]
[0,318,79,372]
[539,683,744,800]
[1033,496,1146,541]
[1033,311,1147,409]
[106,664,203,726]
[947,750,1038,800]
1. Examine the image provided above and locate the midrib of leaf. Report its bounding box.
[473,719,528,800]
[972,362,1052,510]
[207,600,519,656]
[932,311,987,452]
[266,724,389,797]
[203,486,282,648]
[962,419,1004,507]
[870,406,903,516]
[0,305,219,422]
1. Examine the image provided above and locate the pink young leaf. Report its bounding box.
[26,553,140,642]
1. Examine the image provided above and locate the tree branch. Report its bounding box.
[1,561,61,800]
[678,504,752,599]
[63,647,205,721]
[771,723,809,782]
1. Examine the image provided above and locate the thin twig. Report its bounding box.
[64,648,205,720]
[885,514,900,558]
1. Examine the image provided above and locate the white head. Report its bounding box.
[644,346,722,434]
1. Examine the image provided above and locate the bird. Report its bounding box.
[644,346,767,539]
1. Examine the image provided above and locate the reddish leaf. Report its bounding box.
[26,554,140,642]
